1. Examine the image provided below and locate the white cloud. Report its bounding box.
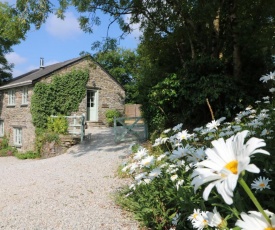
[45,12,82,39]
[5,52,27,65]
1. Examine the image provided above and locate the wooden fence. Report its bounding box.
[125,104,142,117]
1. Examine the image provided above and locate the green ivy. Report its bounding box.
[31,69,89,129]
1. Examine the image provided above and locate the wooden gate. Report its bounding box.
[114,117,148,143]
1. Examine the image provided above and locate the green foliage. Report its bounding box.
[117,74,275,229]
[35,128,60,155]
[140,57,261,135]
[0,2,30,83]
[31,69,89,129]
[0,135,9,149]
[0,135,17,157]
[47,116,69,134]
[117,155,201,229]
[0,146,17,157]
[93,46,139,103]
[105,109,122,127]
[15,151,40,159]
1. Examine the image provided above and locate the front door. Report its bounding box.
[87,90,98,121]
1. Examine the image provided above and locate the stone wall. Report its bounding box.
[0,86,35,152]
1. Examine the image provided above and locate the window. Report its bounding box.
[8,89,15,105]
[13,128,22,146]
[22,87,28,104]
[0,120,4,137]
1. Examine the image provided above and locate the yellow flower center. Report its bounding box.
[259,183,265,187]
[264,227,275,230]
[225,160,238,174]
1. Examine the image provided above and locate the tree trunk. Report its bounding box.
[229,0,241,78]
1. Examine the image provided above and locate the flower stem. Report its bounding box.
[238,177,271,225]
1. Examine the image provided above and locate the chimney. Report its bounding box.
[40,57,44,68]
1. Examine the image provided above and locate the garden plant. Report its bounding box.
[117,71,275,229]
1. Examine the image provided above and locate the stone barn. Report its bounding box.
[0,55,125,152]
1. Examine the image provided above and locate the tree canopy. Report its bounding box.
[0,2,30,83]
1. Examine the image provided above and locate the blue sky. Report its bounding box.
[2,0,140,77]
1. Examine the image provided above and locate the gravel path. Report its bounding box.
[0,128,139,230]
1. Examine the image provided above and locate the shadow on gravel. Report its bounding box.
[67,128,133,158]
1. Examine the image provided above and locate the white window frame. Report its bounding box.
[22,87,28,105]
[13,127,22,146]
[0,120,4,137]
[8,89,15,105]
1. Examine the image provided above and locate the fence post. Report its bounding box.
[144,121,149,140]
[114,117,117,142]
[81,115,85,142]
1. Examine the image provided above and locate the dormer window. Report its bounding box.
[22,87,28,105]
[8,89,15,105]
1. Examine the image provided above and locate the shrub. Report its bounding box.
[15,151,40,159]
[0,135,9,149]
[35,128,60,155]
[0,146,17,157]
[105,109,122,127]
[47,116,69,134]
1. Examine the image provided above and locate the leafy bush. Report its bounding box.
[0,146,17,157]
[0,135,17,157]
[47,116,69,134]
[117,71,275,229]
[35,128,60,155]
[0,135,9,149]
[105,109,122,127]
[15,151,40,159]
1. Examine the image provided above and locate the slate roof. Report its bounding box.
[0,56,85,90]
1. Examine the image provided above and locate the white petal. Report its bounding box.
[203,182,216,201]
[246,164,260,173]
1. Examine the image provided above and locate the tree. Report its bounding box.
[0,2,29,83]
[92,40,139,103]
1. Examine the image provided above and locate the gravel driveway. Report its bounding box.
[0,128,139,230]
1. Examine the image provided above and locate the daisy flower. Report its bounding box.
[172,213,180,225]
[133,148,148,160]
[259,71,275,83]
[235,210,275,230]
[148,167,162,179]
[206,117,226,130]
[172,123,183,131]
[188,210,209,230]
[207,207,225,228]
[140,155,155,167]
[191,130,269,205]
[170,174,178,181]
[251,176,272,191]
[188,209,202,222]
